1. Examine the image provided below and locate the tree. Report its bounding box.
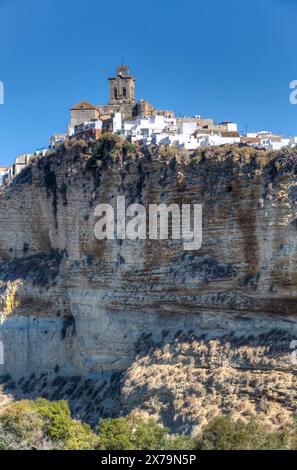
[87,134,137,170]
[198,415,290,450]
[130,417,169,450]
[164,435,197,450]
[0,399,99,450]
[0,400,56,450]
[97,418,134,450]
[97,416,169,450]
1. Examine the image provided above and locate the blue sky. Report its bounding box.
[0,0,296,166]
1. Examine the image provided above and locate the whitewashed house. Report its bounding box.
[122,115,176,143]
[220,121,238,132]
[200,132,240,147]
[177,120,198,136]
[257,132,290,150]
[113,112,122,133]
[171,134,200,150]
[0,167,9,186]
[14,154,35,175]
[74,120,102,139]
[151,132,200,150]
[267,138,290,151]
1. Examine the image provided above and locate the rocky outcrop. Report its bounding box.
[0,141,297,432]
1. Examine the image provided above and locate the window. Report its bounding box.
[114,88,117,99]
[123,87,126,97]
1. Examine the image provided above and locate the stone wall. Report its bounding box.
[70,108,99,128]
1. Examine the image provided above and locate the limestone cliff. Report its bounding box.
[0,140,296,433]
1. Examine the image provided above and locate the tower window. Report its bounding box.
[122,87,127,97]
[114,88,117,99]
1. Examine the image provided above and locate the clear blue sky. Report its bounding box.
[0,0,296,166]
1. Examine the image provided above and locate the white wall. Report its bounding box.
[178,121,198,136]
[202,134,240,147]
[221,122,238,132]
[113,113,122,132]
[123,115,173,142]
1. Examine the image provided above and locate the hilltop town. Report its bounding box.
[1,64,297,185]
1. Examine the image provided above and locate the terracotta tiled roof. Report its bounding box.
[70,101,98,111]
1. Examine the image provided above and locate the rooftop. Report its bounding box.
[70,101,98,111]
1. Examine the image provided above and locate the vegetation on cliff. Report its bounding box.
[0,398,296,450]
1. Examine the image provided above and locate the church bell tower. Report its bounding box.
[108,65,135,105]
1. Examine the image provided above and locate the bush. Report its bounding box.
[94,133,123,161]
[86,134,137,170]
[130,417,169,450]
[164,435,197,450]
[97,418,134,450]
[0,399,99,450]
[33,398,72,441]
[97,416,169,450]
[0,400,52,450]
[63,421,99,450]
[122,140,137,159]
[197,415,291,450]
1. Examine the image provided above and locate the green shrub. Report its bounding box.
[0,400,45,449]
[94,133,123,161]
[0,399,99,450]
[164,435,197,450]
[197,415,291,450]
[86,134,137,169]
[97,418,134,450]
[97,416,169,450]
[33,398,72,441]
[122,140,137,159]
[63,421,99,450]
[130,417,169,450]
[33,398,98,450]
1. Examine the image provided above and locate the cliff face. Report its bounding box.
[0,142,297,432]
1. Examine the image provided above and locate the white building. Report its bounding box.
[122,115,176,143]
[74,120,102,134]
[266,138,290,151]
[220,121,238,132]
[256,132,291,150]
[152,133,200,150]
[0,167,9,186]
[14,154,35,175]
[200,132,241,147]
[122,114,242,150]
[177,121,198,136]
[73,120,102,139]
[112,112,122,133]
